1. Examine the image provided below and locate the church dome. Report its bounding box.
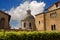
[22,10,35,21]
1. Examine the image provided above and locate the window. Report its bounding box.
[50,12,57,18]
[54,24,56,30]
[51,24,56,30]
[51,25,53,30]
[24,23,26,27]
[29,23,32,29]
[56,3,58,7]
[39,21,40,24]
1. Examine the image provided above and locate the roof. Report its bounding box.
[46,8,60,13]
[45,1,60,10]
[0,10,11,22]
[21,10,35,21]
[35,8,60,16]
[0,10,10,16]
[22,14,35,21]
[35,12,45,16]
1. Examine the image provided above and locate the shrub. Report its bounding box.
[0,31,60,40]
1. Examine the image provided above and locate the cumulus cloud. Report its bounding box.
[30,1,45,16]
[6,1,46,29]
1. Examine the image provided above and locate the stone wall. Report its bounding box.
[35,13,45,31]
[46,8,60,32]
[0,12,10,29]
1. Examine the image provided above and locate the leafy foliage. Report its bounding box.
[0,31,60,40]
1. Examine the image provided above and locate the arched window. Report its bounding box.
[29,23,32,29]
[24,23,26,27]
[0,18,5,29]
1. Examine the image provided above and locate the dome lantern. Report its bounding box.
[27,9,31,15]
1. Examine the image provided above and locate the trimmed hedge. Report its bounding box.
[0,31,60,40]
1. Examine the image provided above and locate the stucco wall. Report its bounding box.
[21,20,36,31]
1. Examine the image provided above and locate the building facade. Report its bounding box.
[35,1,60,31]
[0,11,11,30]
[21,10,36,31]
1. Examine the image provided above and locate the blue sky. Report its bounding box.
[0,0,59,28]
[0,0,58,11]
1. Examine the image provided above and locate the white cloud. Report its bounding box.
[6,1,46,29]
[30,1,45,16]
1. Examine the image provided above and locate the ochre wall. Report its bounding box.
[45,9,60,32]
[35,14,44,31]
[35,9,60,32]
[35,2,60,31]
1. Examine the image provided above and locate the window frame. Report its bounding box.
[29,23,32,29]
[51,24,56,31]
[50,12,57,18]
[24,23,26,27]
[39,21,40,24]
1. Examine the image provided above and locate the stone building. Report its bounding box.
[21,10,36,31]
[0,11,11,29]
[35,1,60,31]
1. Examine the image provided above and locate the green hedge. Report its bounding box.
[0,31,60,40]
